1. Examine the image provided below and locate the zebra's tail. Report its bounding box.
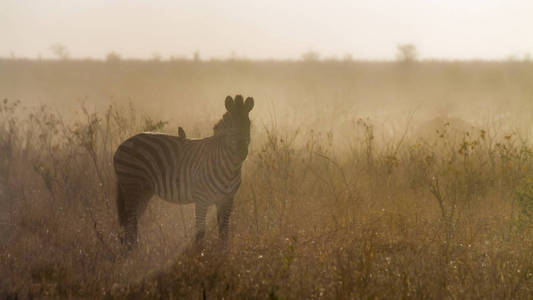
[116,182,127,227]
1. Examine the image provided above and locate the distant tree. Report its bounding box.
[343,53,354,62]
[106,51,122,63]
[301,50,320,62]
[152,53,162,62]
[50,43,70,60]
[169,55,187,61]
[524,53,531,62]
[193,50,201,62]
[506,54,518,62]
[229,51,238,61]
[396,43,418,63]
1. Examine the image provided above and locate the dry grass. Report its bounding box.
[1,59,533,298]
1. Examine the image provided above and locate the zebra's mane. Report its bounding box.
[213,112,230,135]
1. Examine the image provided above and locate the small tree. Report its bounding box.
[396,43,418,63]
[152,53,162,62]
[301,51,320,62]
[106,51,121,63]
[193,50,201,62]
[343,53,354,62]
[50,43,70,60]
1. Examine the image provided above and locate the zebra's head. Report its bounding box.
[214,95,254,161]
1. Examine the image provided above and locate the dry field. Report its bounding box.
[1,58,533,298]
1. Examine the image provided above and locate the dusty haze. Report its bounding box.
[2,1,533,299]
[3,0,533,60]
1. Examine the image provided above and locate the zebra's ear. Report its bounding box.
[245,97,254,112]
[225,96,234,111]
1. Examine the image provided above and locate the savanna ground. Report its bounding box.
[1,58,533,298]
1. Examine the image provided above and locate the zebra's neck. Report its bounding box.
[215,135,245,171]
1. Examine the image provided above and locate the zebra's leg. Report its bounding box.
[117,182,152,250]
[216,197,234,241]
[124,191,152,250]
[194,202,208,242]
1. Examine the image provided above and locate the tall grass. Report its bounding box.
[1,96,533,298]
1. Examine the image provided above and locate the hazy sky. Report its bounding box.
[2,0,532,60]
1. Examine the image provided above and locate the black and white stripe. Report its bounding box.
[114,95,254,248]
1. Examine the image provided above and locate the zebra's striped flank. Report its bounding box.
[114,95,254,249]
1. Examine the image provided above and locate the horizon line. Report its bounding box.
[1,56,532,64]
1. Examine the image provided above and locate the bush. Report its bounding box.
[1,99,533,298]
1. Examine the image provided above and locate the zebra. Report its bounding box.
[113,95,254,249]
